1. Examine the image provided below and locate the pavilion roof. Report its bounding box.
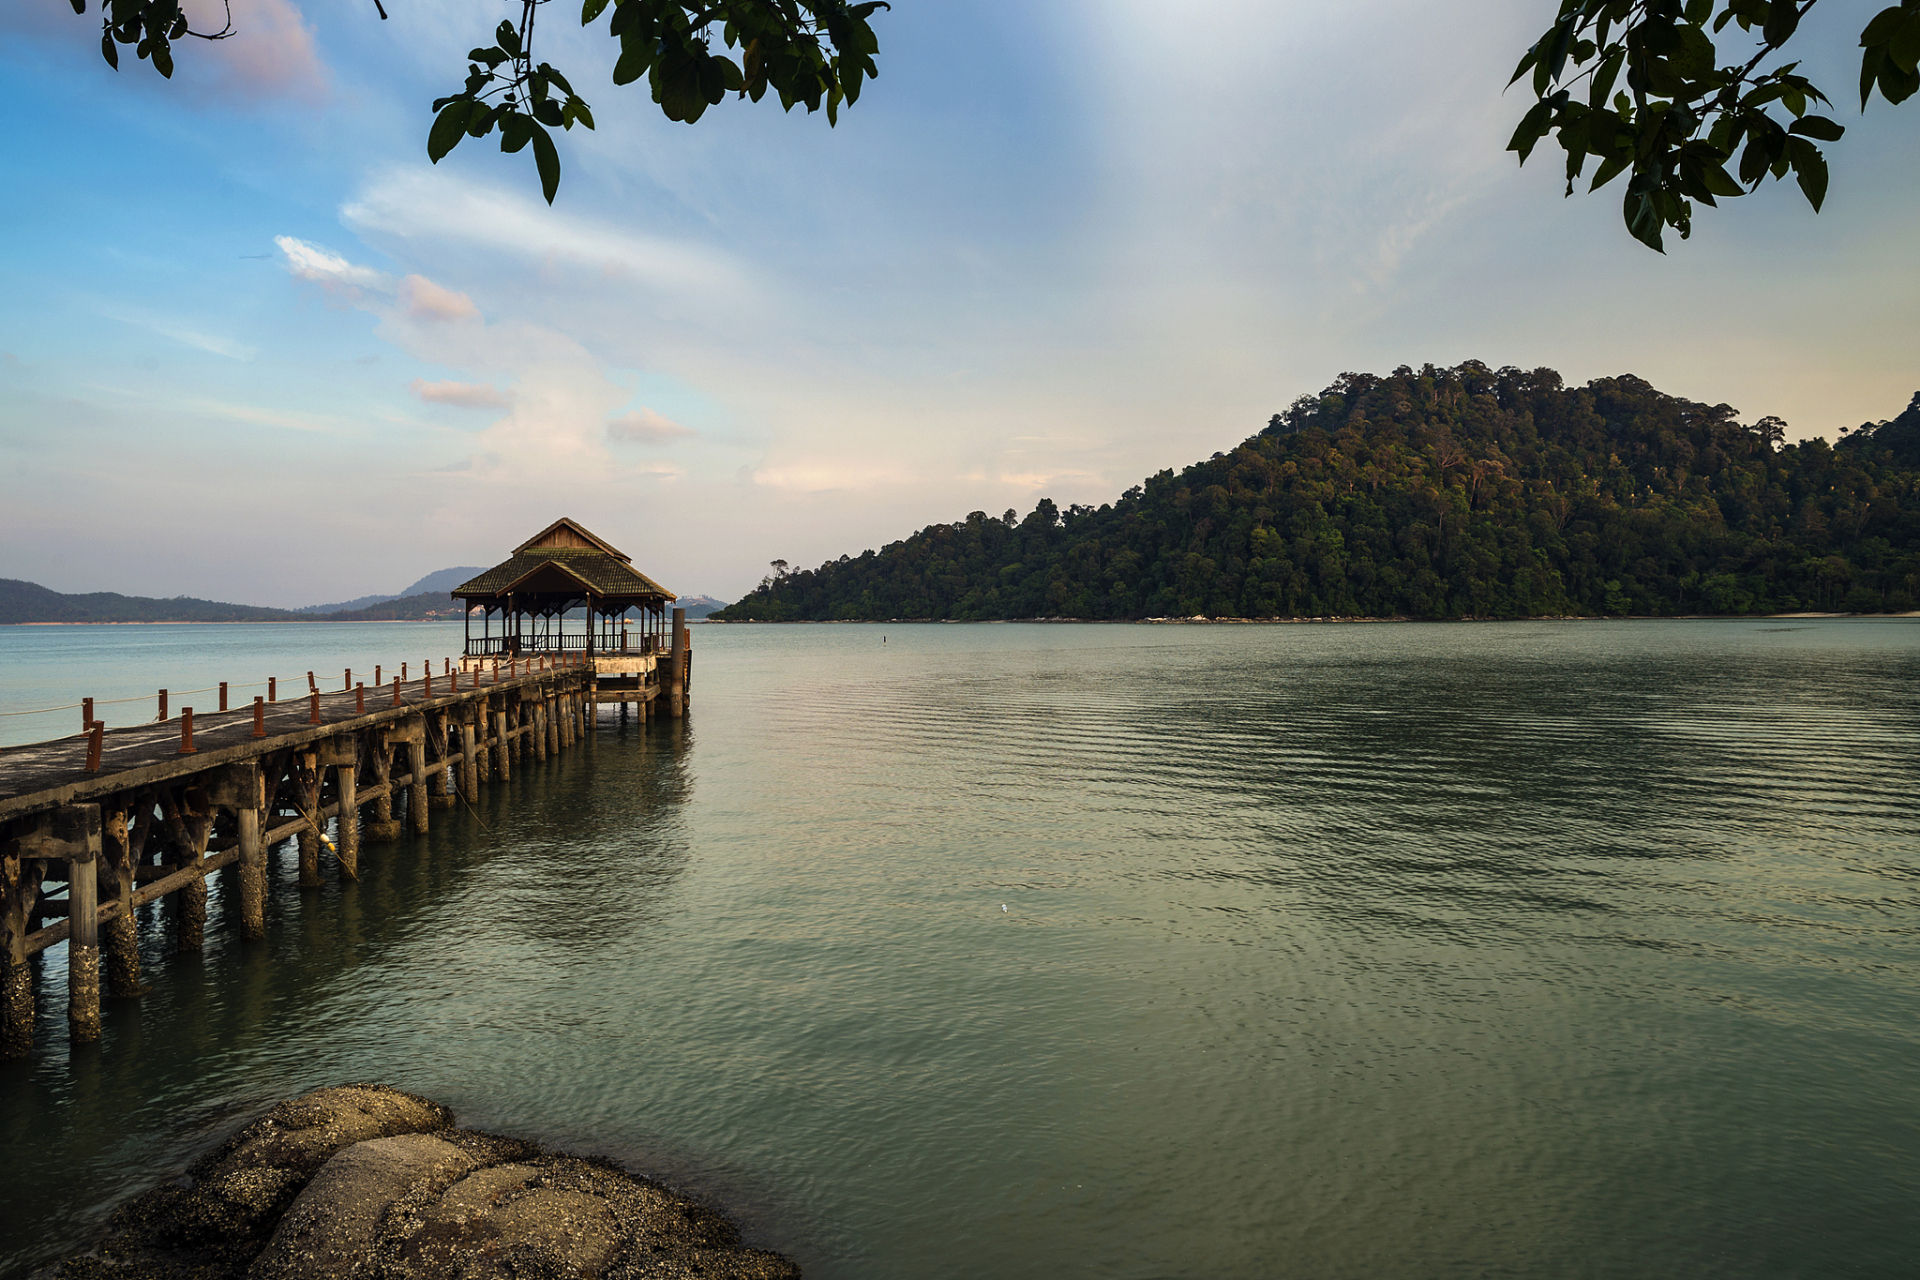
[452,522,675,605]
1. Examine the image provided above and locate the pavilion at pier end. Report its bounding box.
[451,517,689,713]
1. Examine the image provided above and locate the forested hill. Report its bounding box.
[715,363,1920,622]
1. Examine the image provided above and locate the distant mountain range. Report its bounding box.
[295,567,489,614]
[0,571,730,625]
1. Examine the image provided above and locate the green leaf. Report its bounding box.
[500,113,533,154]
[1700,160,1743,197]
[1788,115,1844,141]
[152,38,173,78]
[496,20,521,58]
[581,0,609,23]
[100,29,119,69]
[1890,13,1920,74]
[428,100,470,163]
[1507,101,1553,163]
[530,123,560,204]
[69,0,84,13]
[1787,137,1829,210]
[1859,6,1909,47]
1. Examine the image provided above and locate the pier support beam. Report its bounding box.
[429,717,456,810]
[102,802,142,997]
[668,608,686,719]
[494,711,511,782]
[162,788,211,952]
[366,733,401,843]
[333,763,358,882]
[2,845,41,1060]
[407,737,429,835]
[235,764,266,941]
[296,751,323,888]
[459,721,479,804]
[65,806,102,1045]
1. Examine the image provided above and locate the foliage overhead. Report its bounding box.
[715,365,1920,623]
[70,0,888,204]
[1511,0,1920,250]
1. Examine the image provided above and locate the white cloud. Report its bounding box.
[411,378,508,408]
[98,304,256,361]
[340,169,753,301]
[607,407,695,443]
[276,235,389,299]
[400,274,480,322]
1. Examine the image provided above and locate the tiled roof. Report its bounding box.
[452,547,675,603]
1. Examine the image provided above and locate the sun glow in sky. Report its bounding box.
[3,0,1917,605]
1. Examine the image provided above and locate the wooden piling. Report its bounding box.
[296,750,323,888]
[494,710,511,782]
[668,608,686,719]
[459,720,479,804]
[2,841,40,1058]
[333,761,358,881]
[237,778,265,941]
[101,802,142,997]
[66,805,102,1044]
[365,732,401,842]
[407,736,429,835]
[428,716,455,810]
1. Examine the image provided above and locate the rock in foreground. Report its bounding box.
[54,1084,799,1280]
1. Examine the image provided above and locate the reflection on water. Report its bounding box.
[3,619,1918,1279]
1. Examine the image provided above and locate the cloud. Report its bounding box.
[178,0,326,103]
[412,379,508,408]
[341,169,752,300]
[277,235,389,300]
[607,408,695,444]
[98,305,256,361]
[400,275,480,322]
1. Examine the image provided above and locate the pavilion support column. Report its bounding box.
[101,800,143,997]
[296,751,323,887]
[407,736,430,836]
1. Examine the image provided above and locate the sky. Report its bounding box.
[2,0,1916,607]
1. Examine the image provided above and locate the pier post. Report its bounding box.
[296,751,323,887]
[334,761,359,881]
[237,797,265,940]
[406,736,429,835]
[65,805,102,1045]
[1,840,40,1058]
[494,710,511,782]
[101,802,142,997]
[668,608,686,719]
[365,733,401,843]
[544,695,559,760]
[429,716,456,809]
[162,788,211,952]
[459,720,479,803]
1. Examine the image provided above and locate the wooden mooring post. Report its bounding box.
[0,655,664,1061]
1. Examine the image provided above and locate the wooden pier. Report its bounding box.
[1,518,695,1061]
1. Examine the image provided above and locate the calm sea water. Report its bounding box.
[2,618,1917,1279]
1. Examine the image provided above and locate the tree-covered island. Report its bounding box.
[715,363,1920,622]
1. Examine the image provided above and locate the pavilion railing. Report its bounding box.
[462,632,665,657]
